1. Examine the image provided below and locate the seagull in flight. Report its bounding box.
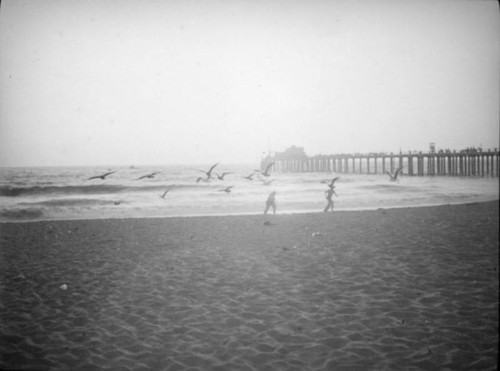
[386,167,403,182]
[88,171,116,180]
[137,171,161,180]
[215,172,231,180]
[159,189,170,199]
[261,162,275,177]
[199,163,219,180]
[321,177,340,190]
[219,186,234,193]
[243,173,256,181]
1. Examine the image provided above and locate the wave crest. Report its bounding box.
[0,184,189,197]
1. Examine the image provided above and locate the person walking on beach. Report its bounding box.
[264,191,277,215]
[323,187,337,212]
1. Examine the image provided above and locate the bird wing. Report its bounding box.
[102,171,116,178]
[385,170,394,178]
[395,168,402,178]
[137,172,156,179]
[88,171,114,180]
[264,162,274,173]
[330,177,340,186]
[207,163,219,176]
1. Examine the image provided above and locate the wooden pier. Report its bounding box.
[262,148,500,177]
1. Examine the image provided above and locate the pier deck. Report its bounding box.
[262,150,500,177]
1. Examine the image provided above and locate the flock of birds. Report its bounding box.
[86,162,278,202]
[86,162,404,210]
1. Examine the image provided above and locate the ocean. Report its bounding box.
[0,164,498,222]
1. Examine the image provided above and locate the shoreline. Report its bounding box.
[1,198,499,224]
[1,200,498,370]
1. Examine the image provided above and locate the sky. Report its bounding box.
[0,0,499,167]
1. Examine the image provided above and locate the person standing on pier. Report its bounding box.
[264,191,277,215]
[323,187,337,212]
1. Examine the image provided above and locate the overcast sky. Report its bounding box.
[0,0,498,167]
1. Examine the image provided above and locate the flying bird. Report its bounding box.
[219,186,234,193]
[137,171,161,180]
[159,189,170,199]
[261,162,275,177]
[321,177,340,190]
[199,163,219,180]
[243,173,256,181]
[386,167,403,182]
[215,172,231,180]
[88,171,116,180]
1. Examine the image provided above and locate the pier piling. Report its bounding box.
[262,149,499,177]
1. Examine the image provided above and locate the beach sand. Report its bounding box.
[0,201,498,370]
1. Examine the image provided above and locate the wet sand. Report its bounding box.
[0,201,498,370]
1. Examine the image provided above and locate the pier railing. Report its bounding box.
[261,150,500,177]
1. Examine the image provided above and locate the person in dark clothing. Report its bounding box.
[323,187,337,212]
[264,191,277,215]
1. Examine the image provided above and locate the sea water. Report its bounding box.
[0,164,498,222]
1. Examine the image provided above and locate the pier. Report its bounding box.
[261,146,500,177]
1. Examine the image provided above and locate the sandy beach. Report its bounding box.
[0,201,498,370]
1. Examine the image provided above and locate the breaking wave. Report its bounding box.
[0,184,191,197]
